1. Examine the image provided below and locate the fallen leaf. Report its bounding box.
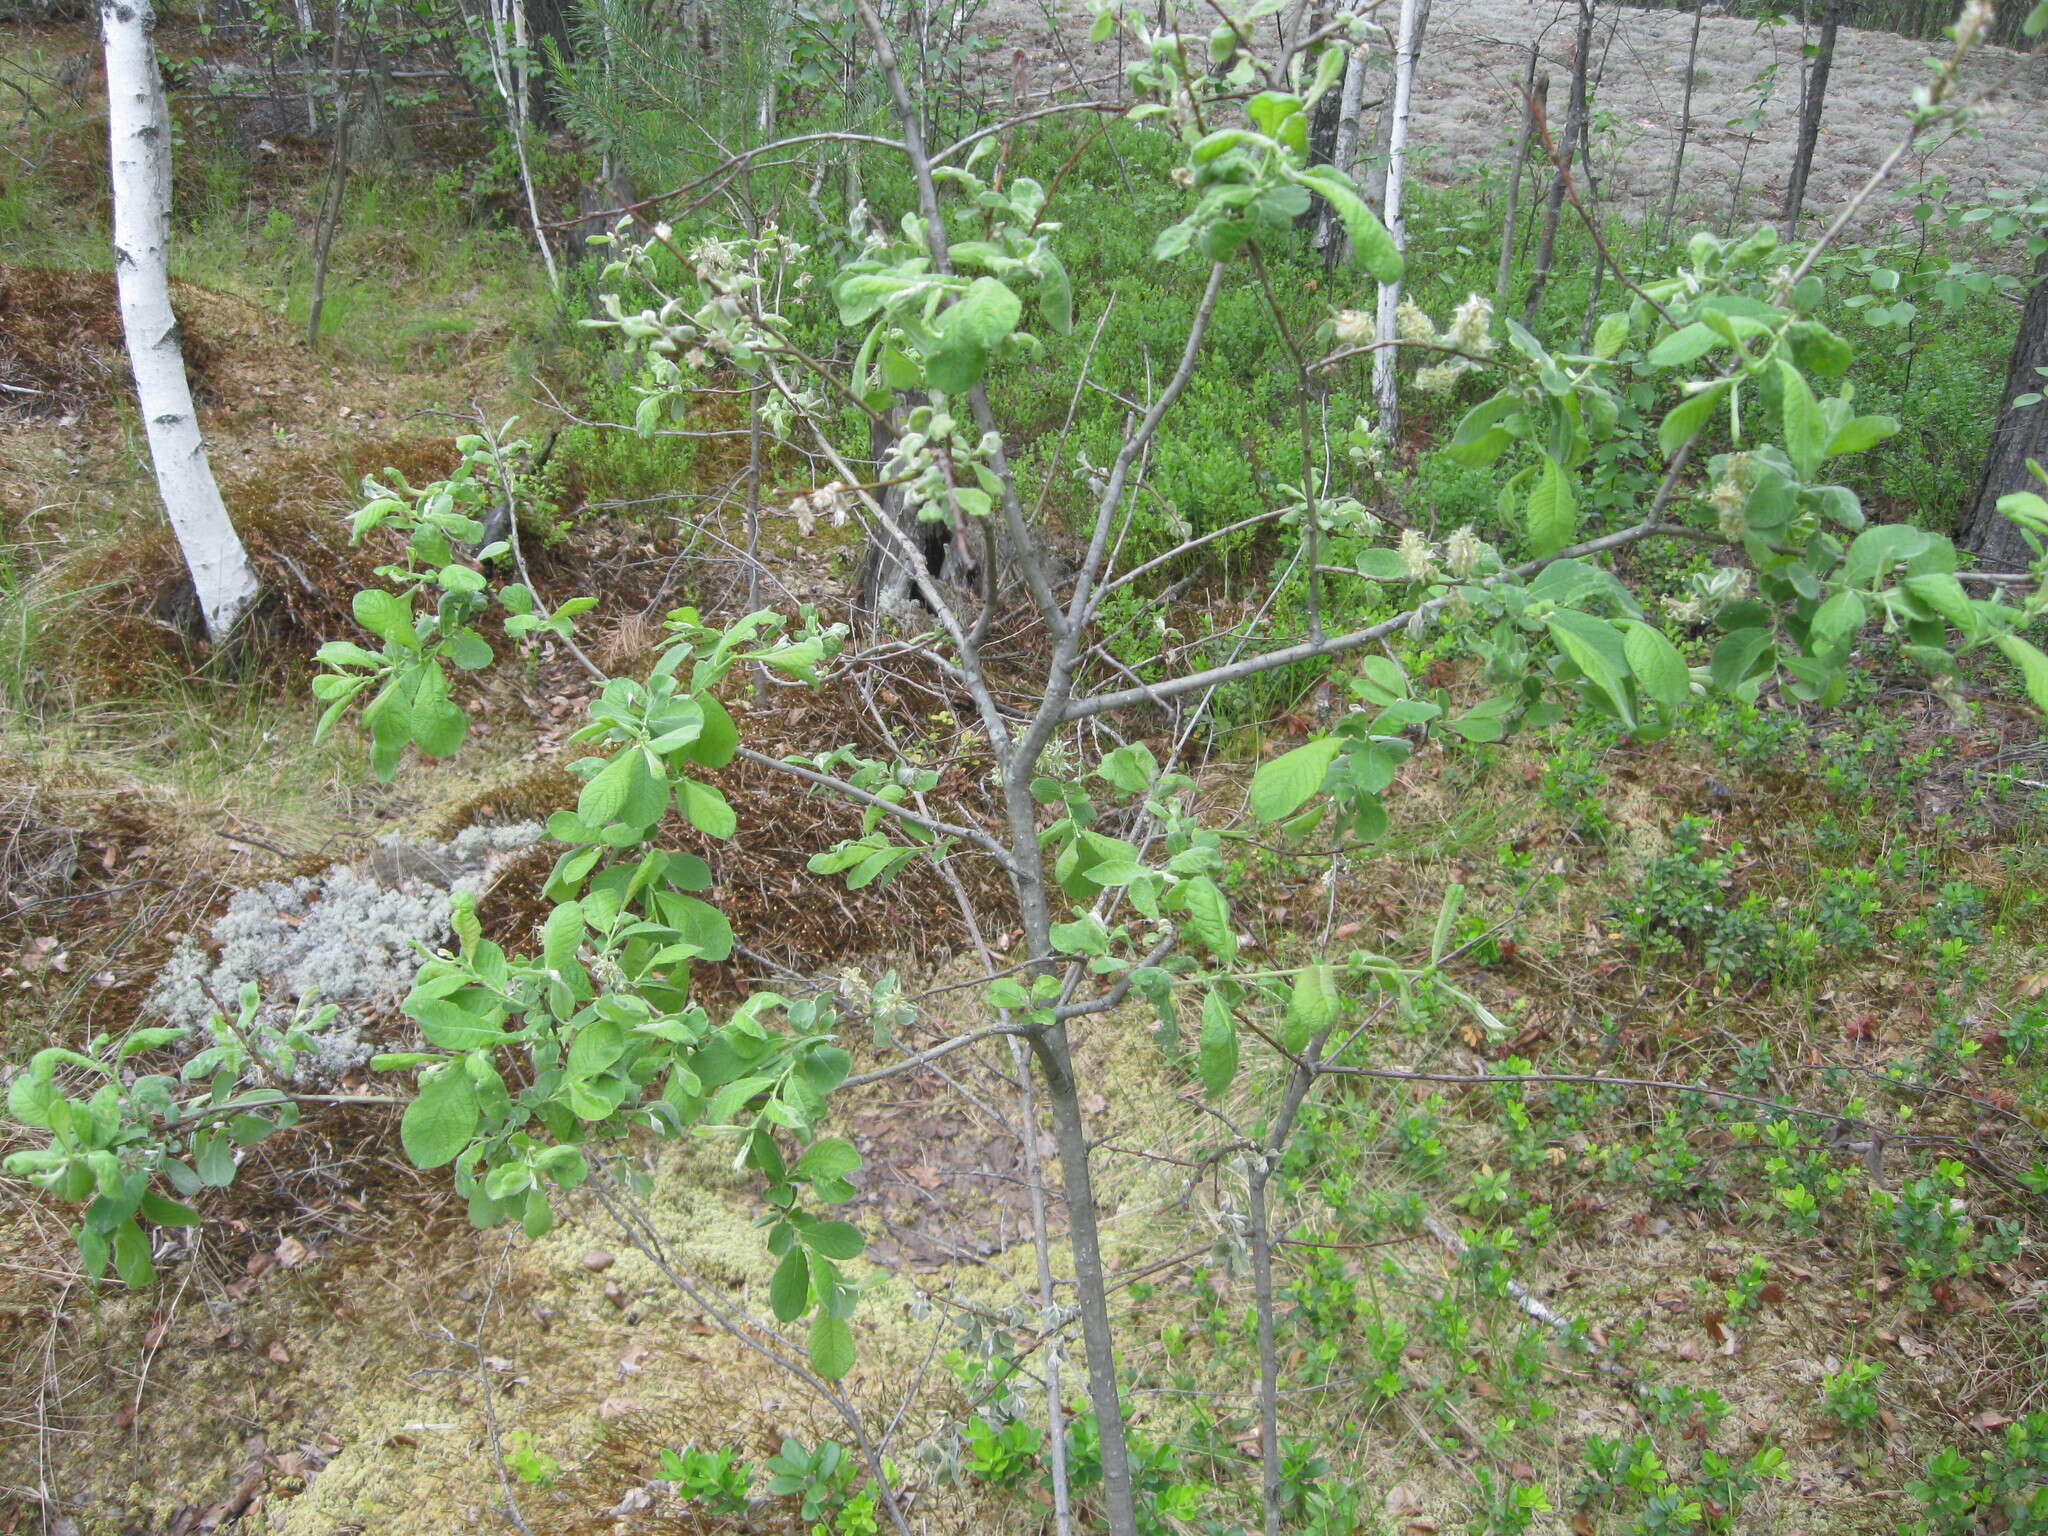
[266,1341,290,1364]
[274,1237,313,1269]
[1382,1484,1423,1517]
[609,1488,652,1517]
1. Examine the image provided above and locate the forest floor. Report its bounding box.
[2,5,2047,1535]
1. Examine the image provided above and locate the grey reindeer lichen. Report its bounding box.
[145,823,542,1087]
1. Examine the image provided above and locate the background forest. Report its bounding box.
[2,0,2048,1533]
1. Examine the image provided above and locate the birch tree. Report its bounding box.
[1371,0,1425,435]
[473,0,562,291]
[103,0,261,645]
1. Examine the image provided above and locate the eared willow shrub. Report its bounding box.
[11,4,2048,1535]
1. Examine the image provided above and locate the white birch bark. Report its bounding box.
[291,0,318,131]
[103,0,260,644]
[1371,0,1423,436]
[482,0,561,291]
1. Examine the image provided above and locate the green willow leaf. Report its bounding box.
[927,277,1022,394]
[809,1313,856,1380]
[1283,964,1339,1054]
[1199,988,1238,1100]
[1525,455,1576,556]
[1249,737,1341,821]
[1177,876,1237,963]
[805,1220,866,1260]
[770,1246,810,1323]
[1658,381,1731,459]
[401,1065,479,1169]
[1995,633,2048,715]
[1621,620,1690,714]
[1545,610,1635,729]
[1778,359,1828,481]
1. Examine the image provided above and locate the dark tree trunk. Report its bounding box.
[1782,0,1845,237]
[1495,64,1544,311]
[856,400,980,620]
[523,0,575,128]
[1299,54,1343,233]
[1662,0,1704,245]
[1522,0,1594,328]
[1962,242,2048,568]
[1306,73,1342,171]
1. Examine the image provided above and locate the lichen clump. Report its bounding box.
[144,823,542,1085]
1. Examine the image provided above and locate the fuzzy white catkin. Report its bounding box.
[1445,293,1496,357]
[1444,525,1485,580]
[1398,527,1440,582]
[1395,298,1437,346]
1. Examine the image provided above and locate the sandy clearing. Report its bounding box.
[982,0,2047,227]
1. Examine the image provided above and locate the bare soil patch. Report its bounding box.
[986,0,2048,227]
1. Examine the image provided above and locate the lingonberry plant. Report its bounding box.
[9,3,2048,1535]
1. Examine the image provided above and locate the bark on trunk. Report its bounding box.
[1522,0,1595,328]
[1663,0,1704,245]
[103,0,260,644]
[305,0,353,348]
[522,0,575,128]
[1315,25,1371,263]
[1962,242,2048,568]
[483,0,562,290]
[854,403,981,621]
[1027,1023,1135,1536]
[1781,0,1844,238]
[1495,62,1545,311]
[1371,0,1427,437]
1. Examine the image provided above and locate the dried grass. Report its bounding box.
[0,265,218,420]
